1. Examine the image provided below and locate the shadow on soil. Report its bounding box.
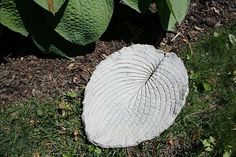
[0,26,62,62]
[101,2,165,45]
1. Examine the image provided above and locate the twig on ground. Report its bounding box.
[171,32,181,42]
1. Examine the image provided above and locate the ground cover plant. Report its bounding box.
[0,0,189,57]
[0,25,235,156]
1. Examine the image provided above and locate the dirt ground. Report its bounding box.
[0,0,236,105]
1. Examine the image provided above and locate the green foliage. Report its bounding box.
[178,25,236,156]
[202,136,216,152]
[0,0,28,36]
[0,0,189,57]
[55,0,114,46]
[156,0,190,31]
[65,90,78,99]
[0,0,113,58]
[121,0,152,13]
[121,0,190,31]
[0,95,127,156]
[229,34,236,46]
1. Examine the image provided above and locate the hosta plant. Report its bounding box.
[122,0,190,31]
[0,0,189,58]
[0,0,114,58]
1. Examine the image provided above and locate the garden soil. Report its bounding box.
[1,0,236,105]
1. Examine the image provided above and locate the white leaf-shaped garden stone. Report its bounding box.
[82,44,189,148]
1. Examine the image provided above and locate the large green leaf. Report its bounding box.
[15,0,94,58]
[0,0,28,36]
[156,0,190,31]
[33,0,65,14]
[165,0,190,23]
[121,0,152,13]
[55,0,114,46]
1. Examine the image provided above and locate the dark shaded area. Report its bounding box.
[0,25,41,59]
[101,0,164,45]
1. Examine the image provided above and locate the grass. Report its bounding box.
[162,25,236,156]
[0,25,236,156]
[0,92,126,156]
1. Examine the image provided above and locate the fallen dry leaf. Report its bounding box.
[67,63,76,70]
[73,129,80,141]
[32,152,40,157]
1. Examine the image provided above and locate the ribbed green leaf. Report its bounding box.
[33,0,65,14]
[0,0,28,36]
[15,0,94,58]
[121,0,152,13]
[55,0,114,45]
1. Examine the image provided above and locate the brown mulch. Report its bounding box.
[0,0,236,105]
